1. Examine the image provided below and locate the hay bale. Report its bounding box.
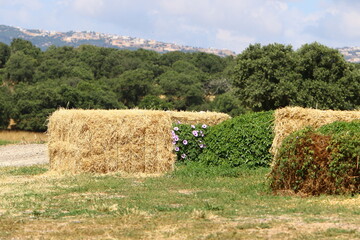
[271,107,360,157]
[167,111,231,126]
[48,109,175,174]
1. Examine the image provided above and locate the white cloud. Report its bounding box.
[216,29,256,52]
[72,0,105,16]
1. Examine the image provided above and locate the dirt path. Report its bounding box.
[0,144,49,167]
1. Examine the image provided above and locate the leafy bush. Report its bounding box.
[171,122,209,162]
[198,111,274,168]
[270,120,360,195]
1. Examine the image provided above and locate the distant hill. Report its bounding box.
[0,24,236,57]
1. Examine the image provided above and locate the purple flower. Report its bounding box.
[183,140,188,145]
[171,130,175,136]
[174,136,179,141]
[174,127,179,131]
[199,144,204,148]
[202,124,207,129]
[177,121,181,124]
[172,141,176,145]
[191,125,195,129]
[181,153,186,159]
[175,147,180,152]
[192,130,198,137]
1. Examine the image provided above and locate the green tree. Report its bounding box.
[4,51,37,83]
[190,52,226,74]
[10,38,41,59]
[294,42,356,110]
[158,51,188,67]
[233,43,300,111]
[111,69,156,107]
[296,42,348,84]
[138,95,173,110]
[0,42,10,68]
[101,50,143,78]
[77,45,114,79]
[34,46,94,81]
[157,70,204,110]
[0,86,11,129]
[211,92,246,117]
[12,79,124,131]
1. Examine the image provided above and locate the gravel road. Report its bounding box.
[0,144,49,167]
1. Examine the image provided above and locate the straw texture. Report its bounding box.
[47,109,230,174]
[48,109,175,174]
[167,111,230,126]
[271,107,360,157]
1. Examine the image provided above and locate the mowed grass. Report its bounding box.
[0,163,360,239]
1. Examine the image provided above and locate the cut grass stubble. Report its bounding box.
[0,163,360,239]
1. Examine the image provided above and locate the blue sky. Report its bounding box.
[0,0,359,53]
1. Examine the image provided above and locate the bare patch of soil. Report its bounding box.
[0,144,49,167]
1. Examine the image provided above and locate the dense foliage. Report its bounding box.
[198,111,274,168]
[0,38,359,131]
[270,120,360,195]
[234,42,360,111]
[0,86,11,129]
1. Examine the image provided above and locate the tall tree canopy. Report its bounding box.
[233,42,359,111]
[233,43,300,111]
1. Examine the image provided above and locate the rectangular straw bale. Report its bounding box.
[167,111,230,126]
[271,107,360,157]
[47,109,175,174]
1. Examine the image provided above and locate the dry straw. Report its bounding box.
[48,109,230,174]
[167,110,230,126]
[271,107,360,157]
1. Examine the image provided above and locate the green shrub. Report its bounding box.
[270,120,360,195]
[198,111,274,168]
[172,122,209,162]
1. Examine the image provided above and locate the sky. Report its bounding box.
[0,0,359,53]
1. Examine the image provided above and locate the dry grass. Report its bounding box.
[271,107,360,157]
[0,130,47,143]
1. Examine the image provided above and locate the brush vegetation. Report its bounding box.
[270,120,360,195]
[198,111,274,168]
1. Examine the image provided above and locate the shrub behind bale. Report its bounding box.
[48,109,175,174]
[271,107,360,157]
[270,120,360,195]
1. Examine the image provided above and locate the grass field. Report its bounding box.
[0,163,359,239]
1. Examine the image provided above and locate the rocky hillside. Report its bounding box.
[0,25,235,57]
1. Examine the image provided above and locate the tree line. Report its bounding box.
[0,39,359,132]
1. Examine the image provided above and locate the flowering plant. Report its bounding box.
[171,122,209,162]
